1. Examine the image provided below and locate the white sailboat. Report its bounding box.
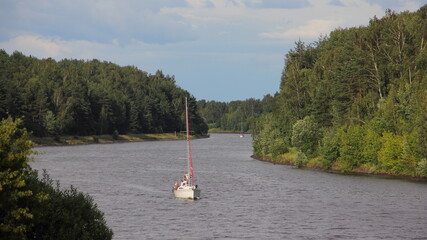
[173,97,201,200]
[239,117,244,138]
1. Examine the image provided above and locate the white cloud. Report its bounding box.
[0,35,71,58]
[1,0,424,101]
[1,0,416,46]
[162,0,385,42]
[0,34,187,74]
[1,35,139,62]
[256,0,384,41]
[185,0,212,8]
[0,0,197,44]
[260,19,339,39]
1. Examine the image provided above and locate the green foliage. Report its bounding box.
[197,95,272,133]
[417,158,427,177]
[112,130,120,140]
[338,124,365,172]
[252,5,427,177]
[25,170,113,240]
[0,52,208,136]
[294,151,308,168]
[252,113,289,157]
[378,132,405,174]
[320,128,340,169]
[361,127,381,165]
[44,110,61,137]
[186,97,209,135]
[0,116,35,239]
[0,117,113,239]
[291,115,321,154]
[279,41,316,121]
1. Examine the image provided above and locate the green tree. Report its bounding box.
[378,132,405,174]
[0,116,35,239]
[338,124,365,172]
[320,128,340,169]
[197,96,271,132]
[291,115,321,154]
[417,158,427,177]
[0,116,113,239]
[251,6,427,177]
[44,110,61,138]
[361,127,381,165]
[0,50,209,137]
[252,113,289,157]
[25,171,113,240]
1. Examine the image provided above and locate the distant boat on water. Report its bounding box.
[173,97,201,200]
[240,117,244,138]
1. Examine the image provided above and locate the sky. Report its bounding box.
[0,0,424,102]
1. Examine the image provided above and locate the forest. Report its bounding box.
[252,6,427,177]
[197,95,273,132]
[0,51,208,137]
[0,50,212,239]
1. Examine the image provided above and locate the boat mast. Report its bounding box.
[185,97,194,185]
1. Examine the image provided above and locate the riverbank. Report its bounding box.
[208,128,251,134]
[252,154,427,181]
[31,133,208,147]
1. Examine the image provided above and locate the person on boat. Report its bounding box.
[174,182,179,190]
[180,180,186,186]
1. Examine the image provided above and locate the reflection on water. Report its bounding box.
[32,134,427,239]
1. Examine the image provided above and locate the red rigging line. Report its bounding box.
[186,97,194,185]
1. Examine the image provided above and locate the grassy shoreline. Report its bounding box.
[31,133,208,147]
[208,128,251,134]
[208,128,240,133]
[252,154,427,181]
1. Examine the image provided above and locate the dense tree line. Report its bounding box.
[197,95,273,132]
[0,51,208,137]
[0,117,113,239]
[253,6,427,177]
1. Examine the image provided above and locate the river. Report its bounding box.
[32,133,427,239]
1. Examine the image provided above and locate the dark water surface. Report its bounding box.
[32,134,427,239]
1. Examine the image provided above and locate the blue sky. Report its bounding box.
[0,0,424,102]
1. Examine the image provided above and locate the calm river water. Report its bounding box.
[32,134,427,239]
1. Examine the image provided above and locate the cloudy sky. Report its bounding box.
[0,0,424,101]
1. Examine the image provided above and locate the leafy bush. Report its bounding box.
[25,170,113,240]
[320,128,340,169]
[338,124,365,172]
[0,117,113,239]
[294,151,308,168]
[361,128,381,165]
[252,113,289,157]
[112,130,120,140]
[0,117,35,239]
[378,132,405,174]
[417,158,427,177]
[291,116,321,154]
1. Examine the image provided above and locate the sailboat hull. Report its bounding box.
[174,186,201,200]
